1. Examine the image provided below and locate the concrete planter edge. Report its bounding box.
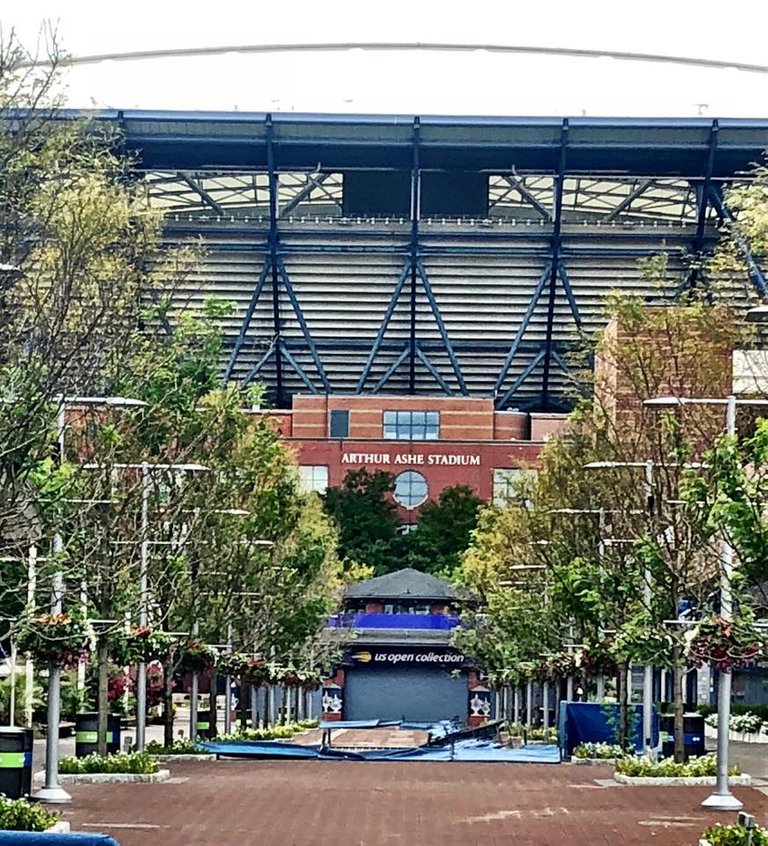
[34,769,171,785]
[154,753,216,762]
[613,772,752,786]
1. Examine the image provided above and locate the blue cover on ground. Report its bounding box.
[318,720,400,730]
[0,835,118,845]
[200,737,560,763]
[558,701,659,756]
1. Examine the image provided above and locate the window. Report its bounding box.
[299,465,328,494]
[493,468,538,507]
[329,409,349,439]
[393,470,428,509]
[383,410,439,440]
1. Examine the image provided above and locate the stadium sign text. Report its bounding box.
[340,452,480,466]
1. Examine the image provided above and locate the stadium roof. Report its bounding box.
[85,111,768,177]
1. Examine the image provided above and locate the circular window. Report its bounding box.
[394,470,428,509]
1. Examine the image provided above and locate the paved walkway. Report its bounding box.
[56,758,768,846]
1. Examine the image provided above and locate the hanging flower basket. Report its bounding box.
[580,642,619,678]
[122,627,176,664]
[216,652,254,678]
[684,616,765,673]
[15,612,93,669]
[177,638,218,674]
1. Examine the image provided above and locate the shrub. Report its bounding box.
[572,742,626,760]
[144,738,201,755]
[701,822,768,846]
[699,703,768,723]
[0,797,59,831]
[59,752,158,774]
[216,721,315,742]
[616,754,740,778]
[527,727,558,743]
[704,712,766,734]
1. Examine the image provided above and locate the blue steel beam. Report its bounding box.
[223,256,271,382]
[279,345,318,393]
[540,120,569,411]
[556,263,582,328]
[408,118,421,392]
[415,258,468,395]
[493,263,552,399]
[684,120,719,292]
[709,187,768,298]
[496,348,547,410]
[371,345,410,394]
[240,343,276,387]
[356,261,412,391]
[415,346,454,395]
[266,114,284,406]
[276,259,332,392]
[604,179,653,221]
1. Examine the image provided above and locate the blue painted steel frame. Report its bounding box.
[206,111,761,410]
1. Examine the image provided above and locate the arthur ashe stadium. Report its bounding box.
[49,42,768,413]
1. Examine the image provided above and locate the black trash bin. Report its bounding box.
[196,710,213,740]
[0,727,33,799]
[75,713,122,757]
[660,713,706,760]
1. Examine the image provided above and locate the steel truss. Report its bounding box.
[117,113,768,411]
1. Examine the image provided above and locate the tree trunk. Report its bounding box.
[672,644,685,764]
[163,658,174,748]
[96,636,109,757]
[618,661,629,750]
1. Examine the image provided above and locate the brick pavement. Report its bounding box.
[56,759,768,846]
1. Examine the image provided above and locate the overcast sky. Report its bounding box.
[6,1,768,116]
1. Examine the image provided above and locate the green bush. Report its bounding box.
[572,742,626,760]
[526,727,559,743]
[616,754,740,778]
[0,796,59,831]
[217,721,315,742]
[144,738,202,755]
[701,822,768,846]
[60,752,158,774]
[699,703,768,723]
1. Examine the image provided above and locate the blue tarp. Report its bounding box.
[558,701,659,756]
[0,835,118,845]
[200,738,560,763]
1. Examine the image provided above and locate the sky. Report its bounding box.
[5,1,768,116]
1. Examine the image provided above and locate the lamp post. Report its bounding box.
[33,395,146,804]
[644,393,768,810]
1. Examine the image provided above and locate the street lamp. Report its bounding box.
[32,395,146,805]
[644,393,768,811]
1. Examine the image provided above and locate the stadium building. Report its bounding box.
[100,111,768,508]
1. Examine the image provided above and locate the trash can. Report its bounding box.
[75,713,122,757]
[196,710,213,740]
[0,727,33,799]
[660,713,706,760]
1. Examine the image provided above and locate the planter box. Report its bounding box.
[34,769,170,785]
[572,757,618,766]
[704,724,768,743]
[614,772,752,786]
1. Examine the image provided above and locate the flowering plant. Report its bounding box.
[124,626,177,664]
[15,612,94,668]
[177,638,218,674]
[684,616,765,673]
[579,641,618,678]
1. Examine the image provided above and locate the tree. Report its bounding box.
[404,485,482,577]
[457,295,736,758]
[322,469,400,576]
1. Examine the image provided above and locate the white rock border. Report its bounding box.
[34,769,170,785]
[154,754,215,762]
[614,772,752,786]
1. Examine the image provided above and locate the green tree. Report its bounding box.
[322,469,400,576]
[404,485,482,577]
